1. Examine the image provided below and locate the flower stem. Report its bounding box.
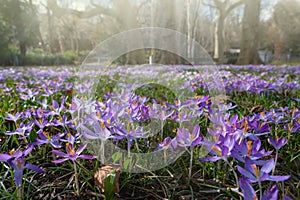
[224,159,239,188]
[17,186,21,200]
[188,147,194,185]
[73,161,80,196]
[258,180,262,200]
[272,149,278,175]
[160,120,164,139]
[127,139,131,157]
[100,140,105,164]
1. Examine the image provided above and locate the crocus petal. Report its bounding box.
[237,166,256,181]
[267,175,290,182]
[262,184,278,200]
[283,195,293,200]
[13,150,23,158]
[79,155,96,160]
[198,156,221,162]
[23,145,34,157]
[36,139,47,145]
[14,169,23,187]
[81,125,99,139]
[25,164,45,173]
[191,137,202,147]
[52,150,67,157]
[76,142,88,155]
[5,131,21,136]
[0,153,11,161]
[268,136,277,147]
[192,125,200,138]
[239,178,257,200]
[278,137,288,149]
[52,158,69,163]
[50,141,62,149]
[261,158,274,174]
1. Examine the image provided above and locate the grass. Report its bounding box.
[0,65,299,199]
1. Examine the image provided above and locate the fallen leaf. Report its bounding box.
[94,164,121,193]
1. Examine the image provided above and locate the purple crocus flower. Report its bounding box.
[60,133,77,146]
[5,112,22,123]
[35,130,63,148]
[52,142,96,163]
[237,158,290,183]
[175,125,202,148]
[155,136,177,152]
[239,177,258,200]
[0,145,44,187]
[239,177,279,200]
[199,134,235,162]
[51,114,75,129]
[268,136,288,150]
[113,123,146,141]
[34,118,50,130]
[231,139,272,165]
[80,121,111,141]
[166,98,190,111]
[5,122,33,139]
[49,98,65,116]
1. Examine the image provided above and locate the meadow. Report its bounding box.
[0,65,299,200]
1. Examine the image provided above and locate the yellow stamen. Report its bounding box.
[212,146,222,156]
[247,141,253,157]
[100,121,105,129]
[43,132,51,140]
[49,105,55,111]
[287,123,292,132]
[206,99,210,105]
[251,164,260,177]
[96,111,101,119]
[16,159,22,169]
[175,100,179,106]
[9,149,15,156]
[66,143,75,155]
[126,108,131,115]
[66,102,71,108]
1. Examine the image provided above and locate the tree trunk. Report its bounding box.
[47,7,54,53]
[274,36,284,62]
[20,43,26,65]
[57,27,65,53]
[214,9,225,64]
[237,0,263,65]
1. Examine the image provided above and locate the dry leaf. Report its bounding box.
[94,164,121,193]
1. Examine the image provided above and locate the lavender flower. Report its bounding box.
[0,145,44,187]
[52,142,96,163]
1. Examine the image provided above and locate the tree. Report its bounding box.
[0,14,11,65]
[203,0,244,63]
[0,0,39,64]
[236,0,263,64]
[271,0,300,61]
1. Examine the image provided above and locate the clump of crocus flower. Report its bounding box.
[52,142,96,195]
[0,145,44,198]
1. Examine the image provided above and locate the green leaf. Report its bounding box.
[104,172,116,200]
[111,152,121,163]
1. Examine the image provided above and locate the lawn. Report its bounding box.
[0,65,299,200]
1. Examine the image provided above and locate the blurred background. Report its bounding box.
[0,0,299,66]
